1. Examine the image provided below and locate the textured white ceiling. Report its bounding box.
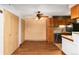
[10,4,70,18]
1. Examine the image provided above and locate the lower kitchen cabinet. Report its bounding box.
[62,37,79,55]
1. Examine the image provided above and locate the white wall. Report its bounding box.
[0,5,21,17]
[25,17,46,41]
[69,4,76,8]
[0,10,4,55]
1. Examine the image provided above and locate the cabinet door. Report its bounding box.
[62,37,79,55]
[53,18,59,26]
[46,18,54,43]
[58,19,65,25]
[71,5,79,19]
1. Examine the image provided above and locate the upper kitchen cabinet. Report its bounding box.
[53,16,71,27]
[71,5,79,19]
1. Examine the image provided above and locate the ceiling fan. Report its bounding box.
[36,11,43,19]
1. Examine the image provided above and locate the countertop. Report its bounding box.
[62,35,73,42]
[72,32,79,35]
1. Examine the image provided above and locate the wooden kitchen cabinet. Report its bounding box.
[71,4,79,19]
[46,18,54,43]
[58,19,66,25]
[53,16,71,26]
[53,16,65,26]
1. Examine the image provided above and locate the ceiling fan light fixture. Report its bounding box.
[36,11,42,20]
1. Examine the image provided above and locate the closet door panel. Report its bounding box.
[4,10,19,55]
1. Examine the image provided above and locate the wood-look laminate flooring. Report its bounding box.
[12,41,62,55]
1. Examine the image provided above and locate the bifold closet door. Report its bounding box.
[4,10,19,55]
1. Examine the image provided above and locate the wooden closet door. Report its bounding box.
[4,10,12,54]
[11,13,19,49]
[4,10,19,55]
